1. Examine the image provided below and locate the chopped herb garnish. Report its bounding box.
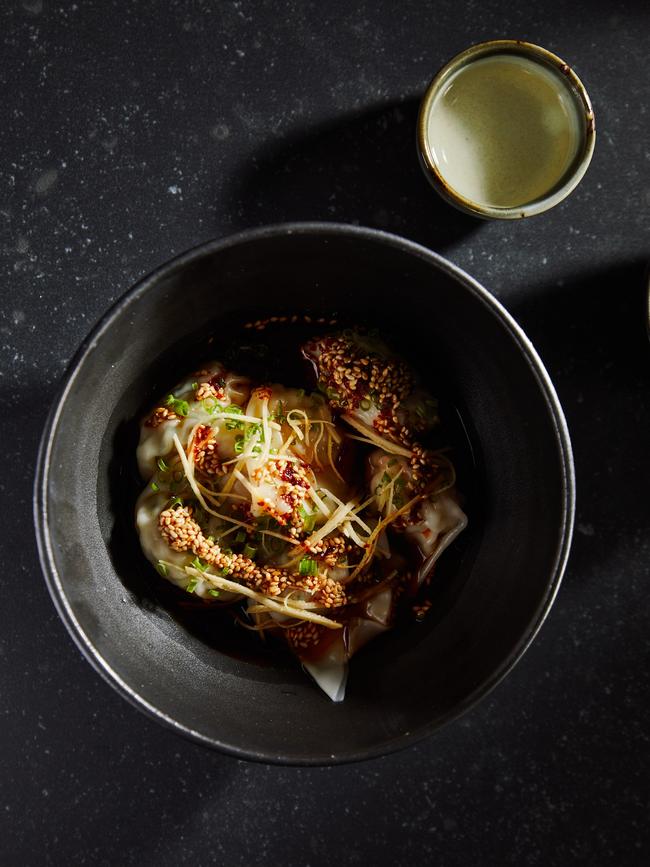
[150,481,159,492]
[191,381,198,390]
[186,578,198,594]
[190,557,209,572]
[244,422,261,441]
[359,398,372,410]
[298,558,318,577]
[272,400,286,423]
[168,495,183,508]
[234,435,245,454]
[224,405,244,430]
[243,544,257,560]
[208,589,220,597]
[165,393,189,417]
[156,561,168,577]
[299,506,316,532]
[156,456,170,472]
[202,397,218,413]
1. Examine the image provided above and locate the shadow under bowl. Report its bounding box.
[34,222,574,765]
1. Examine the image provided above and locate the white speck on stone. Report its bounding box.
[577,522,595,537]
[167,185,181,195]
[34,169,59,195]
[12,310,26,325]
[211,123,230,141]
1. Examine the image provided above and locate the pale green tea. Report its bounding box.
[427,54,582,209]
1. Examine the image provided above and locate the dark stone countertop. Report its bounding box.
[1,1,648,864]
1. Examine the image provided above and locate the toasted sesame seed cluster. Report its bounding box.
[408,444,442,491]
[145,406,179,428]
[302,533,349,566]
[244,313,338,332]
[311,336,413,410]
[195,381,225,402]
[286,620,325,652]
[159,506,347,608]
[305,334,423,444]
[194,439,224,477]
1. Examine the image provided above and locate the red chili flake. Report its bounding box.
[193,425,212,447]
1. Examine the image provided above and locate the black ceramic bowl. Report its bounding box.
[34,223,574,764]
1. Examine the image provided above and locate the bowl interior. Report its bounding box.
[38,225,572,763]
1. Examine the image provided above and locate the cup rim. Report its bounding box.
[417,39,596,220]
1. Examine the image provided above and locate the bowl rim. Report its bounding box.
[33,221,576,765]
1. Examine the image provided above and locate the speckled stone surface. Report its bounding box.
[1,1,649,864]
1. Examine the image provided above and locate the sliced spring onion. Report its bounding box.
[243,544,257,560]
[224,405,244,430]
[298,558,318,577]
[157,456,170,472]
[191,557,208,572]
[156,561,168,577]
[208,589,220,597]
[165,393,189,417]
[186,578,198,593]
[150,481,159,492]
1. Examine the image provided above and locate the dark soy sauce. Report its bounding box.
[139,315,479,666]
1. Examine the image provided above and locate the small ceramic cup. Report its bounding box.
[417,40,596,219]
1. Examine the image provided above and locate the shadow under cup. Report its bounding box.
[35,224,574,764]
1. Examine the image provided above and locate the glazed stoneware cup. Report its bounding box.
[417,39,596,219]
